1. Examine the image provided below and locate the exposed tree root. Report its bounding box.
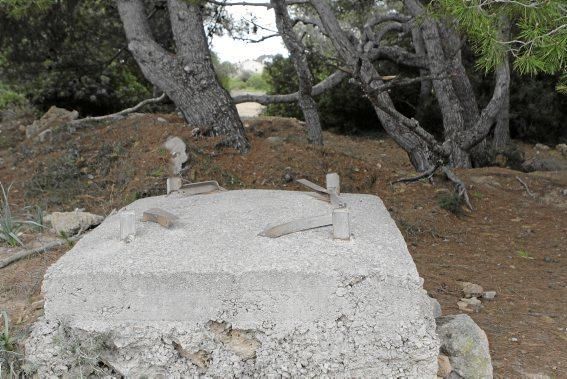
[391,163,440,184]
[392,164,473,211]
[441,166,473,210]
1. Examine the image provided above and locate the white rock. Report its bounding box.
[163,136,188,175]
[266,136,285,145]
[556,143,567,157]
[26,106,78,139]
[535,143,550,151]
[48,211,104,236]
[458,281,483,298]
[482,291,497,300]
[436,314,493,378]
[429,296,442,318]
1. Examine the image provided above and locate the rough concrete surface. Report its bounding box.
[26,190,439,377]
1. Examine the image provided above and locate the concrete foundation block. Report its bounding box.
[26,190,439,377]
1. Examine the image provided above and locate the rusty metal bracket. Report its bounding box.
[167,179,225,196]
[259,214,333,238]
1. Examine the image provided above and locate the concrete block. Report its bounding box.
[27,190,438,377]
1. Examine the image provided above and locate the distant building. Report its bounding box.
[256,55,274,65]
[237,60,264,74]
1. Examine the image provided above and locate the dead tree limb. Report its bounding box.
[71,93,167,126]
[0,235,82,269]
[515,176,536,197]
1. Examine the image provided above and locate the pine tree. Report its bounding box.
[433,0,567,92]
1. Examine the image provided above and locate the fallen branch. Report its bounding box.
[515,176,536,197]
[71,93,167,126]
[0,235,82,269]
[442,166,473,210]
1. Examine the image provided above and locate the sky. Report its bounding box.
[210,1,288,63]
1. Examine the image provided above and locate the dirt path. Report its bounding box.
[232,90,266,118]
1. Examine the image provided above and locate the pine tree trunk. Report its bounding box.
[116,0,249,152]
[493,76,510,151]
[493,19,512,152]
[310,0,437,171]
[410,26,432,122]
[406,5,471,168]
[271,0,323,145]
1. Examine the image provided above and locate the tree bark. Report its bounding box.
[493,74,510,151]
[493,18,512,152]
[411,25,432,122]
[271,0,323,145]
[290,0,509,173]
[310,0,439,171]
[404,0,471,168]
[116,0,250,152]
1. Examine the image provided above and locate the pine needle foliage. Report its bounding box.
[432,0,567,92]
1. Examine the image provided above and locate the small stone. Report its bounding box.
[556,143,567,157]
[457,301,472,312]
[436,314,493,378]
[37,128,53,143]
[535,143,550,151]
[460,297,481,306]
[266,136,285,145]
[458,297,482,313]
[47,211,104,236]
[25,106,78,139]
[283,172,293,183]
[156,117,167,123]
[458,281,483,298]
[142,208,179,228]
[510,337,518,342]
[482,291,496,300]
[429,296,442,318]
[335,287,347,297]
[437,354,452,378]
[164,136,188,176]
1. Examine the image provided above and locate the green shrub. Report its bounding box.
[246,73,270,92]
[0,0,152,115]
[437,192,464,216]
[0,83,25,110]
